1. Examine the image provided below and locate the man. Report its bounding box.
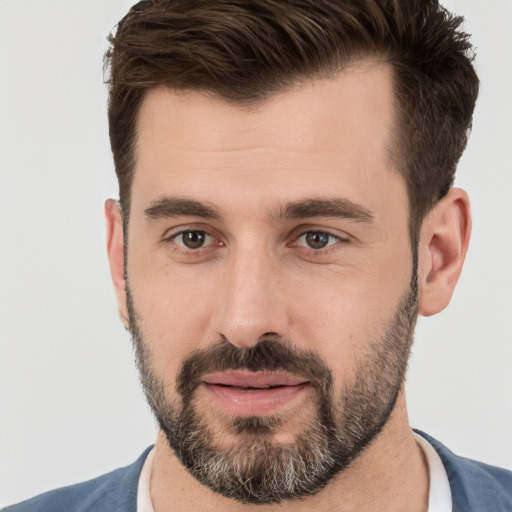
[4,0,511,511]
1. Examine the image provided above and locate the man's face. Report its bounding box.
[124,63,417,502]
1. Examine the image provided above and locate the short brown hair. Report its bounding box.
[105,0,479,238]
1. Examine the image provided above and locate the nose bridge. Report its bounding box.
[212,241,287,347]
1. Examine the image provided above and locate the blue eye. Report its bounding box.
[296,231,340,250]
[172,230,215,249]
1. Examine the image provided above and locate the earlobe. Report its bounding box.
[418,188,471,317]
[105,199,129,328]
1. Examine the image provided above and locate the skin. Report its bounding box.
[106,61,471,511]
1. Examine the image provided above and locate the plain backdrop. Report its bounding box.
[0,0,511,506]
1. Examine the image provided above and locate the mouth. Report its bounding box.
[201,371,311,416]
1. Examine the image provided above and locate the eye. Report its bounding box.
[295,231,341,250]
[171,230,216,249]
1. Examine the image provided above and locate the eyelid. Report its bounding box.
[162,223,218,241]
[161,225,225,255]
[291,225,351,242]
[288,227,352,255]
[160,224,351,255]
[171,230,216,249]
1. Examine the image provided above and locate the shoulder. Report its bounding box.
[3,447,153,512]
[415,430,512,512]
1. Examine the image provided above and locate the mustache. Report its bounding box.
[176,338,333,399]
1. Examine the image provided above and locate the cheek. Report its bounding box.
[287,257,412,376]
[288,286,375,377]
[128,258,224,386]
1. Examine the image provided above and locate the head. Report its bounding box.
[105,0,478,241]
[104,0,477,504]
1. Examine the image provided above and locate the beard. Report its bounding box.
[127,275,418,504]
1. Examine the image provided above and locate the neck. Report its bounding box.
[150,393,428,512]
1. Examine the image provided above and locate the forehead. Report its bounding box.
[132,62,402,216]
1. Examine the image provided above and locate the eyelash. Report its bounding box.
[165,229,222,254]
[163,228,350,257]
[290,230,348,254]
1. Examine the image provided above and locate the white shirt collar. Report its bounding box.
[414,433,452,512]
[137,447,156,512]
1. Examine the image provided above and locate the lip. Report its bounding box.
[201,371,310,416]
[203,371,308,388]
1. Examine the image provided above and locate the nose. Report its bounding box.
[211,248,289,348]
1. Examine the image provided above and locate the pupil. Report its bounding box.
[183,231,205,249]
[306,232,329,249]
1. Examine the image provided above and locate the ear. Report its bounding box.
[105,199,129,329]
[418,188,471,317]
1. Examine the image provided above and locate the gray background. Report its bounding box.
[1,0,511,506]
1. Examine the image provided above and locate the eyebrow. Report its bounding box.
[274,198,375,223]
[144,196,374,224]
[144,197,222,221]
